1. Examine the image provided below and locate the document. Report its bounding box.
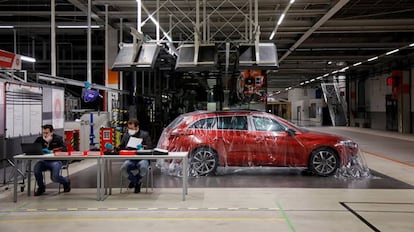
[126,137,143,148]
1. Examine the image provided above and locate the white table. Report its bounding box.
[13,154,102,202]
[13,152,189,202]
[102,152,189,201]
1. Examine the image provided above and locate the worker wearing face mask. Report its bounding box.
[33,124,70,196]
[119,118,153,193]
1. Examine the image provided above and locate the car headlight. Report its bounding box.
[339,140,358,149]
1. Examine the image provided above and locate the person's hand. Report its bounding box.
[42,148,51,154]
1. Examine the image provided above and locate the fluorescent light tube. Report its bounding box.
[367,56,378,62]
[269,31,275,40]
[290,0,295,3]
[21,55,36,63]
[386,49,399,56]
[316,76,323,80]
[0,26,14,29]
[58,25,100,29]
[353,62,362,67]
[323,73,329,77]
[277,13,285,26]
[300,82,305,85]
[410,43,414,47]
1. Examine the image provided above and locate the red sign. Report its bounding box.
[0,49,21,70]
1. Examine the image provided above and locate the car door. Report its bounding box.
[217,115,255,166]
[251,116,304,166]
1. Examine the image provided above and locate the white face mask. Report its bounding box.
[43,135,53,142]
[128,129,137,135]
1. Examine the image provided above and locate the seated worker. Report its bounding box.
[119,118,153,193]
[33,124,71,196]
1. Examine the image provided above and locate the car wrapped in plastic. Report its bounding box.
[157,110,359,176]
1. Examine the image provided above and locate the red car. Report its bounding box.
[157,110,359,176]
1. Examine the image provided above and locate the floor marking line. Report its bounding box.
[276,202,296,232]
[0,202,32,220]
[0,217,285,223]
[340,202,380,232]
[363,150,414,168]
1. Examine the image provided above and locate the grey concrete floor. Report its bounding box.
[1,126,414,232]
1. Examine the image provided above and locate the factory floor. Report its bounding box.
[1,126,414,232]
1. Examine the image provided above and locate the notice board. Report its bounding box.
[5,82,42,138]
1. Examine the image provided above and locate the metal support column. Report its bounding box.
[51,0,56,76]
[87,0,92,84]
[105,4,109,112]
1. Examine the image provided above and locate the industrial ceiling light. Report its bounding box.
[277,13,286,26]
[367,56,378,62]
[385,49,399,56]
[21,55,36,63]
[0,26,14,29]
[353,62,362,67]
[269,0,295,40]
[410,43,414,47]
[57,25,100,29]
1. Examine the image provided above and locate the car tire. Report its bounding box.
[308,147,340,176]
[190,147,218,176]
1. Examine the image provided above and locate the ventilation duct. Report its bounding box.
[238,43,279,70]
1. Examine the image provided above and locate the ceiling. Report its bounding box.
[0,0,414,89]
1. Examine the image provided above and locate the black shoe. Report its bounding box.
[34,187,45,196]
[128,181,135,189]
[63,180,71,193]
[134,182,141,193]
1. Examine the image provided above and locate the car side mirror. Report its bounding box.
[285,128,296,136]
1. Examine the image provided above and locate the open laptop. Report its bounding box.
[21,143,44,155]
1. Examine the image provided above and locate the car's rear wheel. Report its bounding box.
[190,147,218,176]
[308,147,340,176]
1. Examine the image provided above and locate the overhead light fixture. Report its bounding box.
[285,87,289,91]
[0,26,14,29]
[367,56,378,62]
[21,55,36,63]
[323,73,329,77]
[410,43,414,47]
[305,81,310,84]
[300,82,305,85]
[386,49,399,56]
[340,67,349,72]
[353,62,362,67]
[332,70,339,74]
[57,25,100,29]
[290,0,295,3]
[277,13,286,26]
[327,61,332,65]
[269,31,275,40]
[310,78,315,82]
[316,76,323,80]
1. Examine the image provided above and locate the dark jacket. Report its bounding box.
[119,129,153,150]
[34,134,67,151]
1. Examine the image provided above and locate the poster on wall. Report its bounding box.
[52,88,64,129]
[5,83,42,137]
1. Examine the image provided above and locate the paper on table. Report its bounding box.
[127,137,143,148]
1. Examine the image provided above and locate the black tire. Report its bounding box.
[308,147,340,176]
[190,147,218,176]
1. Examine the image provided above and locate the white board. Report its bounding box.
[5,82,42,138]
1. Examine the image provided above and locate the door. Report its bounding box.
[251,116,304,166]
[386,94,398,131]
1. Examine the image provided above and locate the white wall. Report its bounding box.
[288,88,323,126]
[365,74,391,112]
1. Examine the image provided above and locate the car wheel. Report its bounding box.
[190,147,218,176]
[308,147,340,176]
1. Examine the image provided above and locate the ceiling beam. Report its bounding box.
[278,0,350,63]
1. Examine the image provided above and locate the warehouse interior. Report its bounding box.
[1,0,414,231]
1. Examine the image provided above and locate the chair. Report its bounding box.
[33,162,70,194]
[120,162,153,193]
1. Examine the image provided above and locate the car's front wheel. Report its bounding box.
[190,147,218,176]
[308,147,340,176]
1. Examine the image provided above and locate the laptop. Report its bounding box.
[21,143,44,155]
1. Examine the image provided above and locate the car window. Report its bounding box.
[166,115,184,129]
[252,116,284,132]
[218,116,248,130]
[189,117,216,129]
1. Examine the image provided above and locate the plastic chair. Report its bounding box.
[33,162,70,194]
[120,162,153,193]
